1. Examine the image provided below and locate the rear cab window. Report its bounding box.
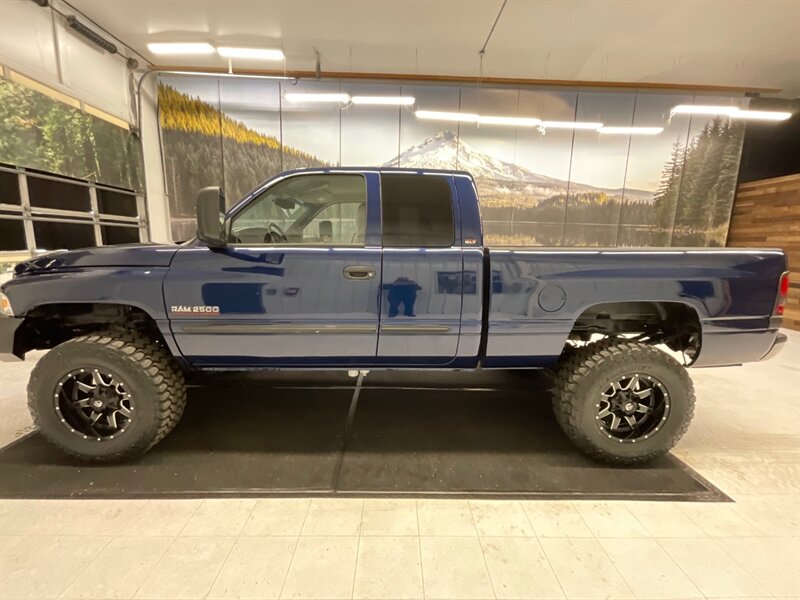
[380,174,454,247]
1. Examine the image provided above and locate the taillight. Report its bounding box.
[776,272,790,315]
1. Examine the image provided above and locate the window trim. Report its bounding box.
[226,172,369,248]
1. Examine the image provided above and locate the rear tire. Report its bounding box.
[552,341,695,465]
[28,330,186,462]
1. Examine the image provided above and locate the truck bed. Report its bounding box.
[483,246,787,367]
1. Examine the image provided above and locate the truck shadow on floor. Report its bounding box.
[0,371,728,500]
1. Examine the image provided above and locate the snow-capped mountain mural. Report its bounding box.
[384,130,653,205]
[157,77,744,247]
[386,130,534,181]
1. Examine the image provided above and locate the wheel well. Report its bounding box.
[568,301,702,363]
[15,303,166,356]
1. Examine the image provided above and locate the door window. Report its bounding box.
[381,174,454,247]
[229,174,367,245]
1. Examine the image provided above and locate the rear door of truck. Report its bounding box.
[376,173,463,364]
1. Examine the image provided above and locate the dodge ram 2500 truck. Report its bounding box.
[0,168,789,464]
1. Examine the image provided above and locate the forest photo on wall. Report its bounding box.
[158,76,745,246]
[0,76,143,192]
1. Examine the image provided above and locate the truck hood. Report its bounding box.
[14,244,180,275]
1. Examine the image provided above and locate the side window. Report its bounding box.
[229,174,367,245]
[381,174,454,247]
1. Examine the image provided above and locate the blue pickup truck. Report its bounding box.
[0,168,789,464]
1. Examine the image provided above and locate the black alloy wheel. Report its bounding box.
[55,367,134,441]
[596,373,669,443]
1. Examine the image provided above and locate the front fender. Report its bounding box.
[2,267,169,319]
[0,267,177,361]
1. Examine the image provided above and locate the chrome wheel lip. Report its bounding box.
[53,367,134,442]
[595,373,670,443]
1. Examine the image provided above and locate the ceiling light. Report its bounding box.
[671,105,741,116]
[478,115,542,127]
[542,121,603,130]
[147,42,215,55]
[217,47,284,60]
[730,109,792,121]
[415,110,479,122]
[284,93,350,103]
[599,126,664,135]
[351,96,416,106]
[671,105,791,121]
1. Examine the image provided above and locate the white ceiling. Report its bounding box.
[68,0,800,96]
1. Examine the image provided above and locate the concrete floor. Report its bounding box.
[0,332,798,600]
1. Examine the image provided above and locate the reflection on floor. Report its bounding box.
[0,331,798,600]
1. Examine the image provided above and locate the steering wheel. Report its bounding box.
[265,222,287,243]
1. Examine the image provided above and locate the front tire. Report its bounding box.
[28,330,186,462]
[552,341,695,465]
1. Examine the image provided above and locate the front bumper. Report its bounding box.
[0,316,24,362]
[760,332,787,361]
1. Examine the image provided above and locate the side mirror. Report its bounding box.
[196,186,226,247]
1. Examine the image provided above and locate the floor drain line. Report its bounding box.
[330,371,364,491]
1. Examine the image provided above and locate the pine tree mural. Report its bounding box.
[653,137,686,230]
[652,118,744,246]
[157,83,326,239]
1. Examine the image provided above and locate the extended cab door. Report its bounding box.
[164,172,383,367]
[377,173,463,365]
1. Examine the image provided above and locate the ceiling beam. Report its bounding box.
[148,65,780,95]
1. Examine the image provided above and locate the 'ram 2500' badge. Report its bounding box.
[170,305,220,315]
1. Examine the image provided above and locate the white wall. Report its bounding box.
[139,76,171,242]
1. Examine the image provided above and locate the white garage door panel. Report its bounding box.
[0,0,59,81]
[56,20,130,120]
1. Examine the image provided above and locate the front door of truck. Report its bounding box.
[377,173,463,365]
[164,172,383,367]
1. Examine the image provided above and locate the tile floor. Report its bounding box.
[1,330,798,599]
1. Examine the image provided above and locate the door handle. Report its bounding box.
[343,265,375,280]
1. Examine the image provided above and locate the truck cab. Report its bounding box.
[166,168,483,368]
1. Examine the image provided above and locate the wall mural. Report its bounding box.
[0,77,143,192]
[158,76,745,246]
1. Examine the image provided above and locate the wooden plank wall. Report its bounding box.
[728,173,800,330]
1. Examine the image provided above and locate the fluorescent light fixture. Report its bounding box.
[671,105,791,121]
[671,104,741,116]
[217,47,284,60]
[284,93,350,103]
[147,42,215,55]
[415,110,479,122]
[599,126,664,135]
[730,109,792,121]
[478,115,542,127]
[351,96,415,106]
[542,121,603,130]
[415,110,541,126]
